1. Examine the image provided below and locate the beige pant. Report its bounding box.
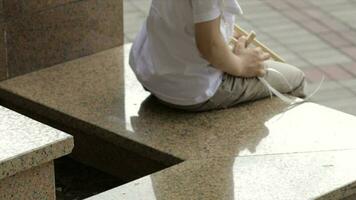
[159,60,306,112]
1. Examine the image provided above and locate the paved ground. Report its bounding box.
[124,0,356,116]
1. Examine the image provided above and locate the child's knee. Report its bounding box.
[290,68,306,97]
[265,60,306,96]
[293,68,305,85]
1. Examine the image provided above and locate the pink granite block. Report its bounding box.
[301,20,330,33]
[2,0,21,18]
[342,63,356,77]
[5,0,123,78]
[282,10,310,22]
[265,0,292,10]
[341,31,356,45]
[319,65,353,81]
[303,8,326,20]
[0,23,6,81]
[319,32,351,48]
[303,68,330,83]
[0,162,55,200]
[341,47,356,61]
[285,0,311,8]
[301,8,345,32]
[3,0,77,17]
[319,17,350,32]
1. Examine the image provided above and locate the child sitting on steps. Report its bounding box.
[129,0,306,112]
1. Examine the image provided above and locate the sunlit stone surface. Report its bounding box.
[0,105,73,199]
[87,150,356,200]
[2,44,356,199]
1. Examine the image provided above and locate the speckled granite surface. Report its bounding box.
[1,0,122,79]
[3,0,77,16]
[2,44,356,199]
[86,150,356,200]
[0,162,55,200]
[1,45,356,161]
[0,17,6,80]
[0,105,73,180]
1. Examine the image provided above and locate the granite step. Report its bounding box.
[1,44,356,198]
[86,150,356,200]
[0,44,181,182]
[0,105,73,200]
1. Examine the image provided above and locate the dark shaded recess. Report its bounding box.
[55,156,123,200]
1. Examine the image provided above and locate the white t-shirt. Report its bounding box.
[129,0,243,106]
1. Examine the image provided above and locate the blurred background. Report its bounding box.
[124,0,356,116]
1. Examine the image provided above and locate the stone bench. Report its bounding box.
[0,105,73,200]
[1,44,356,199]
[0,45,181,182]
[86,150,356,200]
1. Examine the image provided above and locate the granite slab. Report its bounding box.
[1,44,356,163]
[86,150,356,200]
[2,43,356,198]
[5,0,123,78]
[0,105,73,180]
[0,162,55,200]
[3,0,77,17]
[0,22,6,81]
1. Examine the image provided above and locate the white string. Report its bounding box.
[258,76,296,104]
[221,0,323,105]
[302,75,325,102]
[259,68,325,106]
[266,68,293,90]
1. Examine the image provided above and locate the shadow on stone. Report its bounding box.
[55,156,124,200]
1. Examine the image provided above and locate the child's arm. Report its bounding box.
[195,16,270,77]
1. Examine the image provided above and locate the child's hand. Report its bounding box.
[233,36,271,77]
